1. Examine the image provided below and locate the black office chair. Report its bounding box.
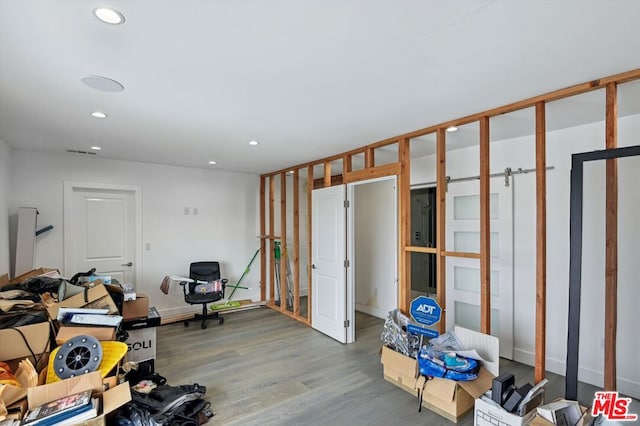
[179,261,227,329]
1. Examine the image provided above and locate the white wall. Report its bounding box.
[353,178,397,319]
[9,149,260,318]
[0,140,10,276]
[411,113,640,398]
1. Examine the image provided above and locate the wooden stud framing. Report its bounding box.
[293,170,300,316]
[307,165,313,323]
[343,162,401,184]
[324,161,332,188]
[258,69,640,380]
[479,116,491,334]
[280,172,288,312]
[264,69,640,179]
[365,146,375,168]
[266,303,310,326]
[269,176,275,304]
[441,251,481,259]
[605,82,618,391]
[398,138,410,313]
[260,176,266,301]
[436,128,447,333]
[343,154,352,174]
[406,246,437,254]
[535,101,547,384]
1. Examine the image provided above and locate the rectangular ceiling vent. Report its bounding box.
[65,149,97,156]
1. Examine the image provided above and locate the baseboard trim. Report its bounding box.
[512,347,640,398]
[355,304,386,320]
[159,301,266,325]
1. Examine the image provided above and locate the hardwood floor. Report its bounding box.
[156,308,603,425]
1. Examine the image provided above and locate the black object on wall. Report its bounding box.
[566,145,640,400]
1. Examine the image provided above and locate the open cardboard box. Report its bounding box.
[55,326,116,345]
[26,371,131,425]
[44,283,119,320]
[122,293,149,321]
[417,326,500,423]
[528,399,593,426]
[380,345,420,394]
[0,321,51,368]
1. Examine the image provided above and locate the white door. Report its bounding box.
[445,178,514,359]
[312,185,347,343]
[64,184,139,286]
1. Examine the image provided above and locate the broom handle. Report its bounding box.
[227,248,260,302]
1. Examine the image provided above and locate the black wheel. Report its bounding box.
[219,317,224,325]
[201,323,207,329]
[184,320,189,327]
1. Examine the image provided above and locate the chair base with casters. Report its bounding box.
[181,290,226,329]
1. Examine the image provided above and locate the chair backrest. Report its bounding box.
[188,261,221,294]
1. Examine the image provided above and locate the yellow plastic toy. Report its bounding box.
[46,340,128,384]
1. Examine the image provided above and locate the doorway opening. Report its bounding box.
[410,187,437,299]
[348,176,398,343]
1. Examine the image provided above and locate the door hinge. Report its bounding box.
[344,320,350,328]
[344,200,350,208]
[344,259,350,268]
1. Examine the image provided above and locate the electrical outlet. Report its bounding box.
[193,207,198,215]
[184,207,190,215]
[145,243,151,251]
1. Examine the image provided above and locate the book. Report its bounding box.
[21,390,93,426]
[41,398,99,426]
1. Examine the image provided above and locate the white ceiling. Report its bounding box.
[1,0,639,175]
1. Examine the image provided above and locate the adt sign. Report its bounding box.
[410,296,442,326]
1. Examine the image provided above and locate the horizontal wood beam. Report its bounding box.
[441,251,481,259]
[266,303,311,326]
[406,246,437,254]
[343,162,401,183]
[313,174,344,189]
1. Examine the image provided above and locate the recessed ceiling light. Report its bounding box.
[287,170,294,174]
[91,146,102,150]
[81,75,124,92]
[91,111,107,119]
[208,161,217,165]
[446,126,458,133]
[93,7,125,25]
[249,140,259,146]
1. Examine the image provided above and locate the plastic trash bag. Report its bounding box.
[381,309,421,358]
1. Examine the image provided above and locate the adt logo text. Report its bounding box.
[416,304,436,315]
[592,391,638,421]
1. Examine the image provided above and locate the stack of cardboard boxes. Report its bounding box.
[0,268,162,423]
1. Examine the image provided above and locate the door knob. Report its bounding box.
[311,264,317,269]
[121,262,133,267]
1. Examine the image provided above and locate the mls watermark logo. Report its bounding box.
[591,391,638,421]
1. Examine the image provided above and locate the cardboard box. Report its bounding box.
[528,400,593,426]
[26,371,131,425]
[122,293,149,320]
[122,307,161,330]
[55,326,116,345]
[419,326,500,423]
[380,346,420,394]
[125,327,156,362]
[44,283,118,320]
[0,321,50,362]
[475,392,540,426]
